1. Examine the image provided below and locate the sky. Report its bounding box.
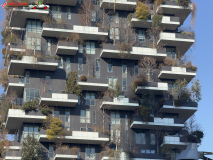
[0,0,212,158]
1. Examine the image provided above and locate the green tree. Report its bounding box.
[109,80,121,98]
[66,71,82,96]
[191,79,202,102]
[135,2,150,21]
[21,134,41,160]
[140,105,150,122]
[152,15,163,27]
[46,117,63,140]
[174,79,191,102]
[21,100,38,112]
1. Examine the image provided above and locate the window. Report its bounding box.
[115,12,119,23]
[91,11,97,22]
[65,127,70,131]
[54,109,60,119]
[26,20,42,33]
[86,42,95,54]
[122,78,127,90]
[66,58,70,69]
[122,61,127,73]
[134,62,138,74]
[79,45,83,53]
[150,150,155,154]
[86,93,95,106]
[27,37,41,50]
[80,110,90,123]
[136,133,146,144]
[110,28,119,40]
[111,112,120,125]
[146,67,153,82]
[65,109,70,122]
[81,127,93,132]
[23,125,39,139]
[78,58,83,70]
[95,59,100,78]
[111,129,120,143]
[48,90,55,93]
[52,6,61,19]
[151,134,155,145]
[45,72,50,82]
[92,110,96,124]
[108,77,118,89]
[141,149,146,153]
[167,47,176,59]
[46,38,51,56]
[24,88,39,101]
[138,29,145,42]
[49,145,54,158]
[78,96,80,105]
[85,148,95,160]
[58,58,63,69]
[25,71,30,84]
[66,7,71,19]
[107,59,112,72]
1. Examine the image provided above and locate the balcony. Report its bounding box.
[9,43,26,53]
[5,109,46,131]
[9,7,49,28]
[100,97,139,110]
[6,78,25,97]
[161,136,191,147]
[42,25,108,41]
[156,1,192,24]
[47,0,78,6]
[158,66,196,82]
[78,78,108,91]
[4,151,21,160]
[39,129,109,145]
[53,148,78,160]
[40,93,78,107]
[130,116,184,130]
[4,141,20,150]
[131,15,180,30]
[100,0,137,11]
[157,32,195,57]
[159,100,198,121]
[8,56,58,75]
[135,82,168,95]
[101,151,130,160]
[100,44,167,61]
[56,41,78,55]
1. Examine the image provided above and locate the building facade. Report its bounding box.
[3,0,198,160]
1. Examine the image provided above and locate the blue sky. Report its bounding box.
[0,0,212,158]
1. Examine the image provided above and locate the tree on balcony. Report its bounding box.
[135,1,150,21]
[21,134,41,160]
[0,68,8,91]
[109,80,121,98]
[66,71,82,96]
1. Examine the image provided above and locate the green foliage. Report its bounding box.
[192,130,204,140]
[0,68,9,91]
[66,71,82,96]
[140,105,150,122]
[182,60,197,72]
[108,80,121,98]
[135,2,150,21]
[118,42,131,55]
[152,15,163,27]
[191,79,202,102]
[80,75,87,81]
[21,134,41,160]
[17,54,23,60]
[177,0,191,8]
[1,30,17,45]
[127,13,132,24]
[21,100,38,112]
[41,108,52,116]
[174,99,182,107]
[46,117,63,140]
[140,91,155,109]
[174,79,191,102]
[0,139,10,158]
[155,0,165,7]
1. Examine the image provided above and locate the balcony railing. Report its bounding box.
[78,78,108,91]
[100,0,137,11]
[46,0,78,6]
[5,150,21,160]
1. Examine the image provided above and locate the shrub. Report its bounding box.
[109,80,121,98]
[135,2,150,21]
[137,75,148,86]
[174,99,182,107]
[183,60,197,72]
[80,75,87,81]
[133,79,142,90]
[66,71,82,96]
[192,130,204,140]
[0,68,9,91]
[17,54,23,60]
[41,108,52,115]
[164,57,177,66]
[140,105,150,122]
[177,0,191,8]
[46,117,63,140]
[155,0,165,7]
[152,15,163,27]
[21,100,38,112]
[187,134,199,143]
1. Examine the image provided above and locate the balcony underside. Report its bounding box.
[160,105,197,121]
[100,102,138,110]
[78,82,108,91]
[130,121,184,131]
[6,83,24,97]
[161,142,189,148]
[10,9,49,28]
[40,98,78,107]
[131,19,179,30]
[8,60,58,75]
[54,154,78,160]
[100,50,166,61]
[56,46,78,55]
[135,86,168,95]
[39,135,109,145]
[42,28,108,41]
[157,39,194,58]
[158,71,196,82]
[157,5,192,24]
[47,0,78,6]
[100,1,137,11]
